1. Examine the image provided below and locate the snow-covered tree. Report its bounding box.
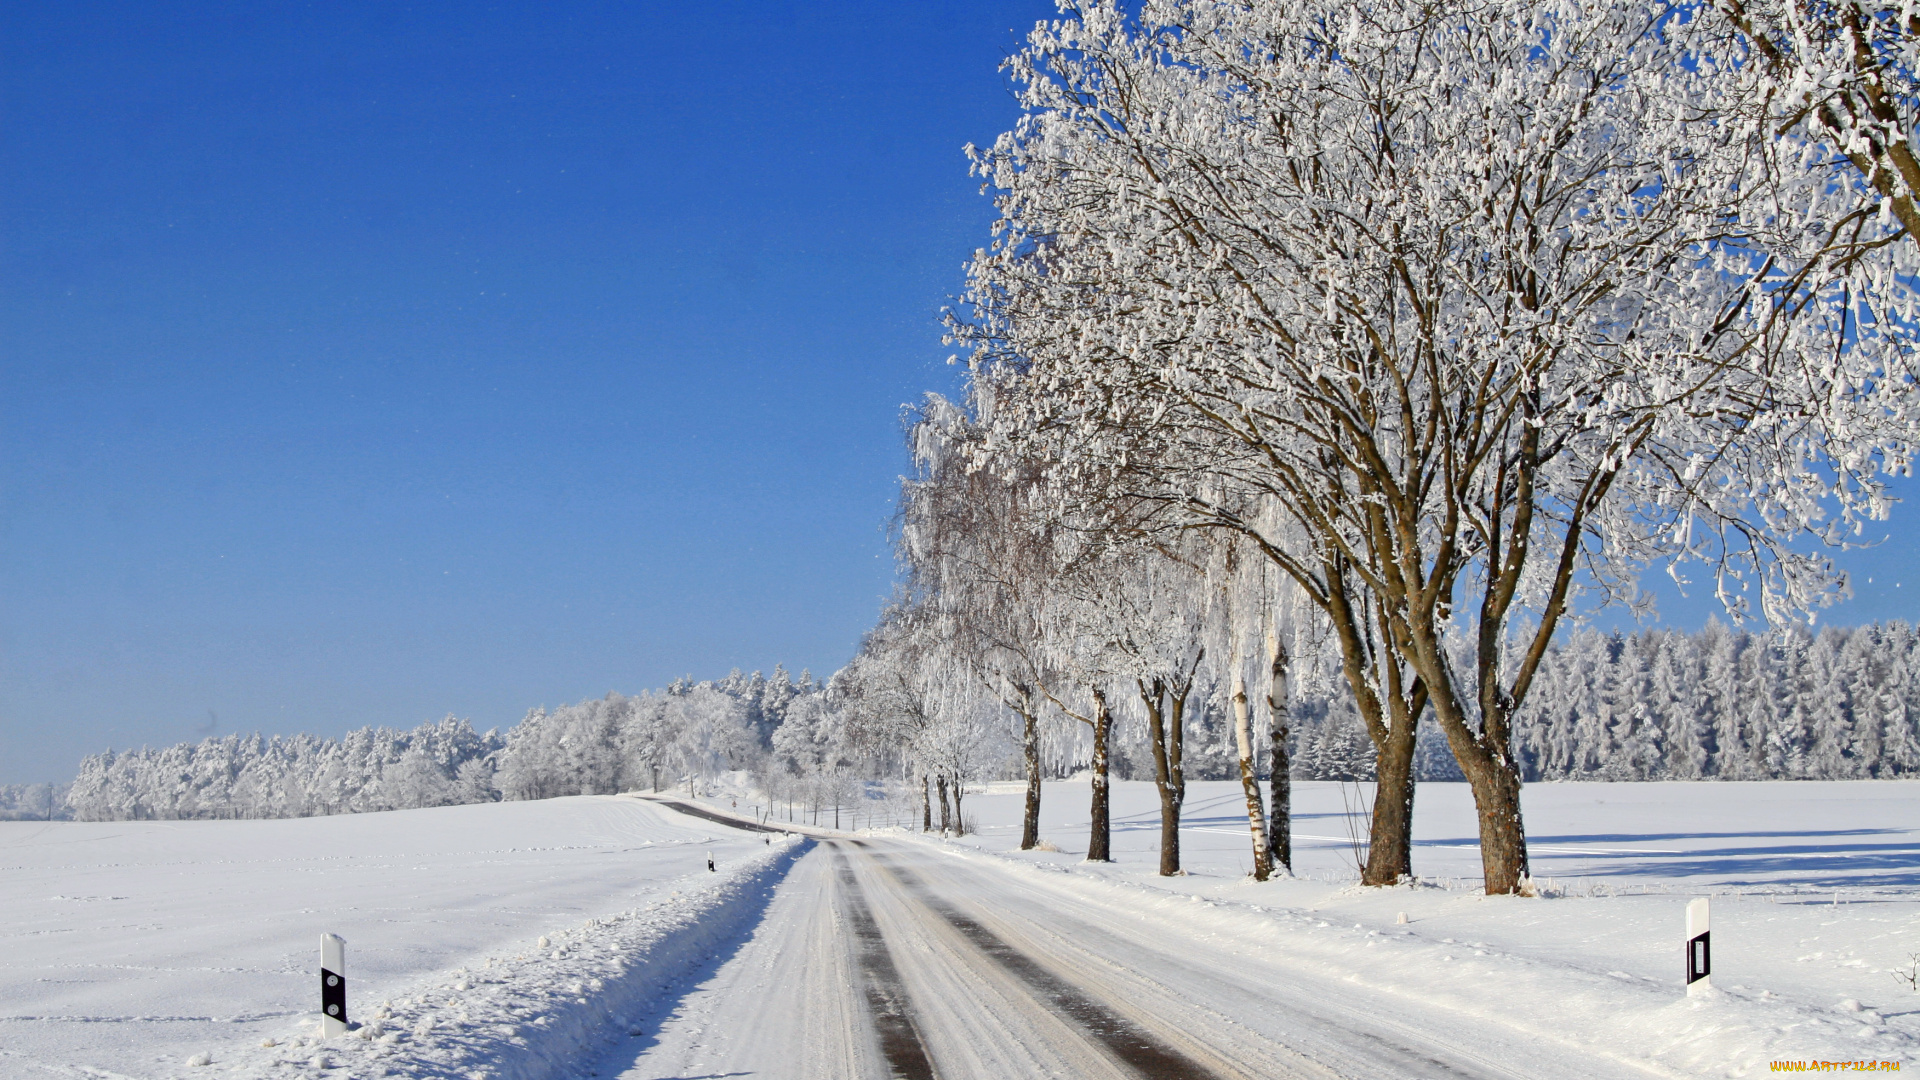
[898,396,1072,848]
[1707,0,1920,236]
[952,0,1920,893]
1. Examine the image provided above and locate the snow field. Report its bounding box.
[0,795,790,1079]
[886,778,1920,1075]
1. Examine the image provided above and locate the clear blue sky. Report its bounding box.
[5,2,1919,785]
[0,1,1058,782]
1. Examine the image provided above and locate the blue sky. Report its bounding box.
[5,2,1920,784]
[0,2,1057,781]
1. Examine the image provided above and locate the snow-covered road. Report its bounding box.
[600,827,1658,1080]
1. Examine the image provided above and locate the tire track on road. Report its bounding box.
[852,840,1227,1080]
[829,845,939,1080]
[871,839,1646,1080]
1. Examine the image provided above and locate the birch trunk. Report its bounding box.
[1231,654,1272,881]
[1087,688,1112,862]
[1139,677,1186,876]
[1265,625,1291,875]
[1019,695,1042,851]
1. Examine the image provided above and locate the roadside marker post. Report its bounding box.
[1685,898,1710,996]
[321,933,348,1037]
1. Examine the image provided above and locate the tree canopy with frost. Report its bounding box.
[953,0,1920,893]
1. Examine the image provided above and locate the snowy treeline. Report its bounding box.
[495,668,821,801]
[1256,622,1920,783]
[882,619,1920,788]
[1511,623,1920,782]
[0,783,72,821]
[46,620,1920,824]
[68,717,504,821]
[64,668,822,821]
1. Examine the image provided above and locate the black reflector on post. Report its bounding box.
[1685,898,1710,995]
[1687,931,1710,983]
[321,933,347,1036]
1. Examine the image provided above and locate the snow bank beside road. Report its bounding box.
[217,832,808,1079]
[889,779,1920,1075]
[916,836,1915,1075]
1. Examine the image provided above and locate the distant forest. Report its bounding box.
[35,621,1920,823]
[1298,621,1920,783]
[59,668,819,822]
[0,783,70,821]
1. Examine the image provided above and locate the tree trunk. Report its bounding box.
[1408,625,1532,893]
[1268,727,1291,873]
[1266,624,1292,874]
[1458,748,1529,893]
[1441,717,1531,894]
[1020,700,1042,850]
[1231,657,1273,881]
[1321,568,1419,886]
[1141,679,1177,875]
[1140,677,1187,876]
[1087,688,1112,862]
[951,782,965,836]
[937,774,952,833]
[920,773,931,832]
[1364,726,1417,884]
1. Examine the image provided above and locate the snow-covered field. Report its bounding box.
[5,780,1917,1078]
[0,796,785,1078]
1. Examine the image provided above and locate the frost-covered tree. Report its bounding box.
[898,396,1072,848]
[0,783,72,821]
[1107,544,1213,876]
[953,0,1920,893]
[1708,0,1920,236]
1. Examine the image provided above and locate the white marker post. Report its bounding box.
[1685,897,1710,996]
[321,933,348,1037]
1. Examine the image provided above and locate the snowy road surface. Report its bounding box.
[603,831,1652,1080]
